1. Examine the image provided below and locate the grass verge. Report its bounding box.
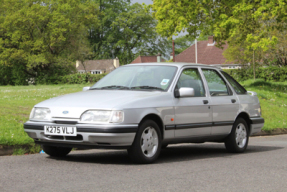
[0,84,92,146]
[241,79,287,131]
[0,80,286,146]
[12,144,42,155]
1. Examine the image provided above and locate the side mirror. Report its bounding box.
[175,87,195,98]
[83,87,90,91]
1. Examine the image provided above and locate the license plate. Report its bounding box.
[44,126,77,136]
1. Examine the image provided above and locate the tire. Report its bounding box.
[224,118,249,153]
[128,120,162,164]
[42,145,72,157]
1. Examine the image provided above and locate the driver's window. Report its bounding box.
[202,69,232,96]
[176,68,205,97]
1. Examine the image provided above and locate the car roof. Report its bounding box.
[125,62,221,70]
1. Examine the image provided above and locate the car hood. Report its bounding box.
[35,90,167,118]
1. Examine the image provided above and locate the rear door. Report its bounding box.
[201,68,239,136]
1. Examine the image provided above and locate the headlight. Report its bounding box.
[80,110,124,123]
[110,111,124,123]
[30,108,51,121]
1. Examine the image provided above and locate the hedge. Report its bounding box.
[59,73,106,84]
[224,66,287,82]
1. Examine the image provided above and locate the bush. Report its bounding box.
[59,73,106,84]
[0,63,75,85]
[0,63,30,85]
[224,66,287,82]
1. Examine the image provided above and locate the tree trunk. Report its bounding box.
[253,49,255,81]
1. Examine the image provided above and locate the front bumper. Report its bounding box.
[24,121,138,149]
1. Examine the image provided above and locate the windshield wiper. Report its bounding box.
[100,85,130,90]
[90,85,130,90]
[130,86,164,91]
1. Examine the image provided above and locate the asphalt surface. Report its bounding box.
[1,135,287,192]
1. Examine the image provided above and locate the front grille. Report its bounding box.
[45,134,83,141]
[54,121,78,125]
[46,136,64,140]
[66,135,83,141]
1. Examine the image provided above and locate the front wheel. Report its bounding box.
[224,118,249,153]
[128,120,162,164]
[42,145,72,157]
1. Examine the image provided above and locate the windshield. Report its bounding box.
[90,65,177,91]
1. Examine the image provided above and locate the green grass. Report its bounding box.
[241,79,287,131]
[0,80,286,146]
[0,84,92,146]
[12,144,42,155]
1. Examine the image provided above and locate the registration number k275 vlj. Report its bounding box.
[44,126,77,136]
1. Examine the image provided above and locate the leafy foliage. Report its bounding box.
[151,0,287,79]
[0,0,99,85]
[60,73,106,84]
[151,0,285,49]
[224,67,287,82]
[88,2,169,64]
[262,28,287,67]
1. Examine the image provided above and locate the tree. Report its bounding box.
[0,0,99,85]
[262,26,287,67]
[151,0,286,79]
[112,3,169,64]
[88,1,169,64]
[151,0,285,48]
[87,0,130,60]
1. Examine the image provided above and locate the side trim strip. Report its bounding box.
[77,127,137,133]
[176,123,213,129]
[212,121,234,127]
[165,121,233,130]
[165,125,176,130]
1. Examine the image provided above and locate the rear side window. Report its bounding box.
[221,71,247,94]
[202,69,232,96]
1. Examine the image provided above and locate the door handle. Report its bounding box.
[231,99,236,103]
[203,100,209,104]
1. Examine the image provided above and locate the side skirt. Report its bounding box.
[162,134,228,146]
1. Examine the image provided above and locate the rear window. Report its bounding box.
[221,71,247,94]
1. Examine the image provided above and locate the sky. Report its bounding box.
[131,0,153,5]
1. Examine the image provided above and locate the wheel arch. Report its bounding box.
[236,112,252,134]
[139,113,164,139]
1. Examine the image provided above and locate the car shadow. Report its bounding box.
[156,144,283,164]
[47,143,283,165]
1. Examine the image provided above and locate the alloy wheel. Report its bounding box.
[140,126,159,157]
[235,123,247,148]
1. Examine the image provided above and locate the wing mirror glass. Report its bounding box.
[175,87,195,98]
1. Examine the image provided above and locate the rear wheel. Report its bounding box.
[128,120,162,164]
[225,118,249,153]
[42,145,72,157]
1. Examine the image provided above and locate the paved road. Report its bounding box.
[1,135,287,192]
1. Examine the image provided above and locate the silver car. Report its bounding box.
[24,63,264,163]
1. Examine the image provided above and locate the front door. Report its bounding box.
[174,68,212,138]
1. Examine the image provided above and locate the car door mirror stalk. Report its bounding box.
[174,88,180,98]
